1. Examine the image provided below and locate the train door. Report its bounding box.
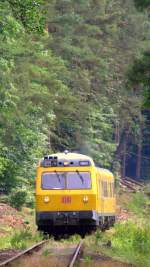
[97,173,103,215]
[97,173,105,226]
[101,177,111,217]
[101,179,105,216]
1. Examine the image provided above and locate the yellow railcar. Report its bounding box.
[35,152,116,234]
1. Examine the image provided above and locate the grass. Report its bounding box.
[0,205,43,250]
[110,221,150,267]
[10,228,43,250]
[42,248,50,257]
[85,222,150,267]
[0,235,11,249]
[0,228,43,250]
[83,255,93,263]
[83,185,150,267]
[0,201,81,251]
[126,191,150,218]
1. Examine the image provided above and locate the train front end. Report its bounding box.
[35,152,97,234]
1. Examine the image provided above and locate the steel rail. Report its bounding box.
[125,177,144,187]
[68,240,83,267]
[120,180,136,191]
[0,240,48,266]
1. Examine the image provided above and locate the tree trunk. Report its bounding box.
[122,129,129,179]
[136,128,142,180]
[115,120,120,146]
[136,142,142,180]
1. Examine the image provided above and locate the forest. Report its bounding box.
[0,0,149,195]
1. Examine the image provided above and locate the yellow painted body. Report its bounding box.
[96,168,116,215]
[35,153,116,217]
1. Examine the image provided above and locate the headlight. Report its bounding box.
[83,196,88,203]
[44,196,50,203]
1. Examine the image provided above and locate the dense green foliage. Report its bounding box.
[0,0,74,193]
[130,1,150,107]
[134,0,150,10]
[0,0,149,195]
[129,51,150,106]
[46,0,150,180]
[9,190,27,210]
[5,0,46,32]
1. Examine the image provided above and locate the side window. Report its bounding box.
[110,182,114,198]
[99,179,101,198]
[102,180,108,197]
[101,181,104,197]
[104,181,108,197]
[110,182,112,197]
[112,182,114,197]
[101,179,115,198]
[97,174,101,199]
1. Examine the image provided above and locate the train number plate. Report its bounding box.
[62,196,71,204]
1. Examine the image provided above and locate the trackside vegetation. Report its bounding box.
[85,221,150,267]
[85,185,150,267]
[0,228,43,250]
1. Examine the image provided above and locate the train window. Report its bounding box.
[101,181,108,197]
[112,182,114,197]
[109,182,114,197]
[101,181,104,197]
[42,172,65,189]
[104,181,108,197]
[99,180,101,197]
[110,182,112,197]
[41,171,91,190]
[67,172,91,189]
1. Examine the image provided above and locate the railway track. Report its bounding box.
[68,240,83,267]
[120,177,144,192]
[125,177,143,186]
[0,240,48,267]
[0,239,84,267]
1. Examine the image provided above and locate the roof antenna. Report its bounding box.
[64,150,69,154]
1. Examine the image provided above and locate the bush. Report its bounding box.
[95,229,104,245]
[10,229,32,249]
[10,229,43,250]
[111,221,150,267]
[9,190,27,210]
[127,192,149,217]
[25,191,35,209]
[0,194,9,204]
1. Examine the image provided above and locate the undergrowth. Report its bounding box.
[0,228,43,250]
[84,186,150,267]
[111,222,150,267]
[126,192,150,218]
[85,222,150,267]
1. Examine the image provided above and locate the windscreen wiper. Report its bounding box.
[76,170,84,184]
[54,170,61,183]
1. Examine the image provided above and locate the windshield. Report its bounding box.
[41,171,91,190]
